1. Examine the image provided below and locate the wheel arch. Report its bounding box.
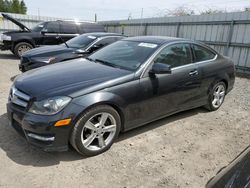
[207,74,230,95]
[12,39,35,50]
[72,92,126,132]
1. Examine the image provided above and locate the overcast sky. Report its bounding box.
[24,0,250,21]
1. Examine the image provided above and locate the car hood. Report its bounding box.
[2,13,30,31]
[23,45,75,57]
[14,58,134,100]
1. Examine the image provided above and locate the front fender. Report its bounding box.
[71,91,126,129]
[13,36,36,47]
[72,91,126,108]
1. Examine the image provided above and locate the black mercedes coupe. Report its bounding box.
[7,36,235,156]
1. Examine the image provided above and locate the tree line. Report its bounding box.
[0,0,27,14]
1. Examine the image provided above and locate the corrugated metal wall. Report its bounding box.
[0,12,65,33]
[101,11,250,74]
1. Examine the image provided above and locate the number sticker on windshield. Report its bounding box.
[138,43,158,48]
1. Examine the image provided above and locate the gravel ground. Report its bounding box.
[0,51,249,188]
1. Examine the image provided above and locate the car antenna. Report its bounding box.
[56,20,69,48]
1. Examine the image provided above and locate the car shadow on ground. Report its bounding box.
[117,107,208,142]
[0,53,18,60]
[0,107,208,167]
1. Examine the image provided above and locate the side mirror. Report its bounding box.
[74,49,89,55]
[149,63,172,75]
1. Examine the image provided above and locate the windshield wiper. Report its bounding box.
[86,57,95,62]
[95,59,122,69]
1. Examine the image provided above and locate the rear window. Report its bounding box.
[61,22,78,34]
[193,44,216,62]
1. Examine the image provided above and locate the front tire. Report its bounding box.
[70,105,121,156]
[14,42,33,58]
[205,82,226,111]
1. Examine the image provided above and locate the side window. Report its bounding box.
[61,23,78,34]
[193,45,215,62]
[46,22,60,33]
[154,43,192,68]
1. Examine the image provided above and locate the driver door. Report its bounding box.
[134,43,202,125]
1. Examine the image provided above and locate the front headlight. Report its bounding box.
[2,34,12,41]
[29,96,71,115]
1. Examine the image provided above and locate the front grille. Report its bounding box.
[9,87,30,108]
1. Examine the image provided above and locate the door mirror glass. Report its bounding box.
[150,63,171,74]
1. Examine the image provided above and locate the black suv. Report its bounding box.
[0,13,105,57]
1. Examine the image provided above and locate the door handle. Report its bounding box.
[189,70,198,76]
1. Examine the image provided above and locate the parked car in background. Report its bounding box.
[7,36,235,156]
[0,13,105,57]
[19,32,125,72]
[206,146,250,188]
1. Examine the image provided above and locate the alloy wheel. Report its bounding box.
[212,84,226,108]
[81,112,117,151]
[18,45,31,56]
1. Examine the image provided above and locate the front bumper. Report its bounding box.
[0,41,12,51]
[6,101,83,152]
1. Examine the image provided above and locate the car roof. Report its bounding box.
[123,36,190,45]
[82,32,124,37]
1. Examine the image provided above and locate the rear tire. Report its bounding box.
[70,105,121,156]
[14,42,33,58]
[205,82,226,111]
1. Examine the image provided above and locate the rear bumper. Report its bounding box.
[6,101,84,152]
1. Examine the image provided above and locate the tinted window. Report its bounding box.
[46,22,60,33]
[193,44,215,62]
[89,40,158,71]
[61,22,78,34]
[32,22,45,32]
[66,34,97,48]
[154,43,192,68]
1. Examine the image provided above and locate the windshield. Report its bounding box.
[88,40,159,71]
[66,35,97,48]
[32,22,45,32]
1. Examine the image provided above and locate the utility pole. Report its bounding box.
[95,14,97,22]
[38,8,40,19]
[128,12,132,20]
[140,8,144,19]
[140,8,143,35]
